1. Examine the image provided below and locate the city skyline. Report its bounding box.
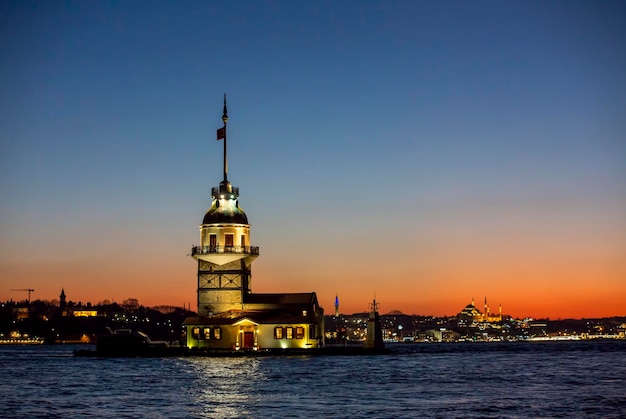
[1,1,625,319]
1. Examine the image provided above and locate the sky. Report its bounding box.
[1,0,624,319]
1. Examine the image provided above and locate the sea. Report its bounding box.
[1,341,625,418]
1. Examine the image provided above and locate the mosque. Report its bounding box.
[183,97,325,351]
[458,297,503,323]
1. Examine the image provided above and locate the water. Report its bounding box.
[1,341,625,418]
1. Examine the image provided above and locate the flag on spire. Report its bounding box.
[216,127,225,140]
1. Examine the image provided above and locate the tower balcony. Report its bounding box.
[191,244,259,266]
[191,245,259,257]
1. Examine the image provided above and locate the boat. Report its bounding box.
[74,328,182,357]
[0,337,45,345]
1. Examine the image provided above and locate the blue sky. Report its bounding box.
[1,1,624,317]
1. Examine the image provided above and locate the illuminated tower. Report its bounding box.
[191,95,259,316]
[334,295,339,317]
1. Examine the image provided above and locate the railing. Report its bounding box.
[191,245,259,256]
[211,186,239,198]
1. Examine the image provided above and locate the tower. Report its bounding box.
[334,294,339,317]
[191,95,259,316]
[364,298,384,349]
[59,288,66,309]
[183,96,324,351]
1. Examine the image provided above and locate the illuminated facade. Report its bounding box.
[458,297,503,323]
[58,288,100,317]
[183,97,324,350]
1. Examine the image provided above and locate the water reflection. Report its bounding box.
[185,357,265,418]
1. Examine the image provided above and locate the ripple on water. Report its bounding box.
[1,341,626,418]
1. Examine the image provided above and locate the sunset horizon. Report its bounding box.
[3,282,624,321]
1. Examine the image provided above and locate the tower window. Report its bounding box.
[241,235,246,249]
[225,234,234,249]
[274,327,283,339]
[209,235,217,251]
[295,327,305,339]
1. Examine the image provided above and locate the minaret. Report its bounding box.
[484,296,488,320]
[191,95,259,316]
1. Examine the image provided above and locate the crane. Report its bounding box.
[10,288,35,303]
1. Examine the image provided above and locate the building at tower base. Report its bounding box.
[184,293,324,350]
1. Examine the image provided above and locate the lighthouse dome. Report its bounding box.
[202,198,249,225]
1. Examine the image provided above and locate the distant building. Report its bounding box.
[70,310,99,317]
[458,297,503,323]
[183,97,324,351]
[56,289,101,317]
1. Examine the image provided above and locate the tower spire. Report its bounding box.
[221,94,228,183]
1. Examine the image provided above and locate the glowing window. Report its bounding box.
[296,327,304,339]
[192,327,200,340]
[213,327,221,340]
[274,327,283,339]
[203,327,211,340]
[286,327,293,339]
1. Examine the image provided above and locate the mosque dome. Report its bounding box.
[202,198,249,225]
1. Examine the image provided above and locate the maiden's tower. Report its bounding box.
[183,96,324,351]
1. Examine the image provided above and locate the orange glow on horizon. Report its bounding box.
[1,185,624,320]
[2,252,624,320]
